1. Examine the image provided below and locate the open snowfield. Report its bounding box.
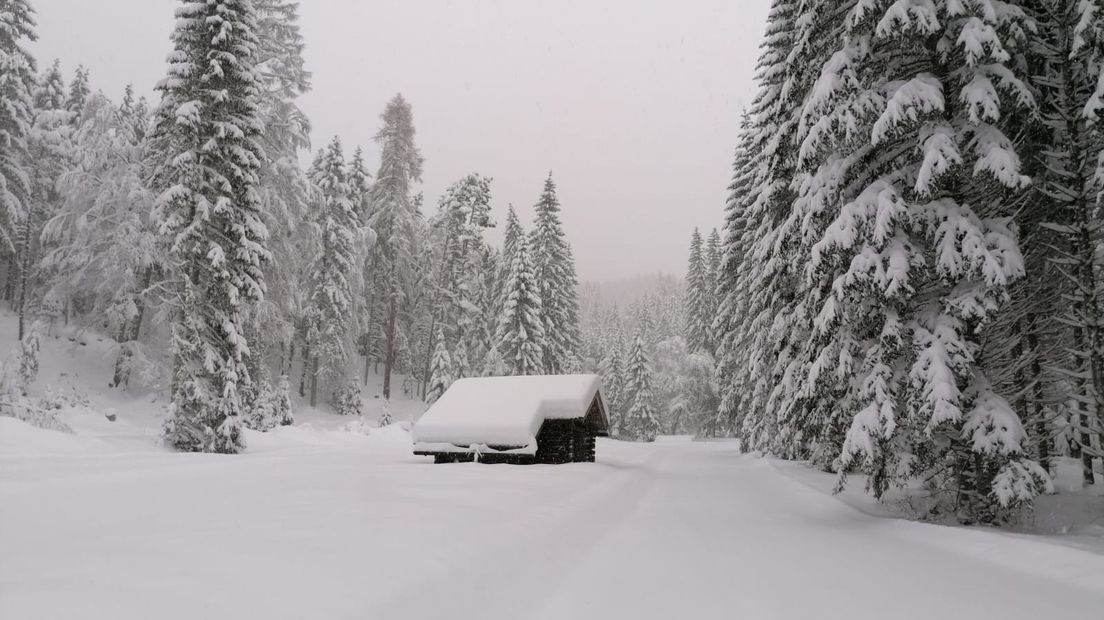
[2,423,1104,619]
[1,318,1103,619]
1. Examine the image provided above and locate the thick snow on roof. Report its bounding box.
[412,374,603,448]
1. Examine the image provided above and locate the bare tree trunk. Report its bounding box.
[420,314,437,402]
[17,223,31,341]
[309,355,319,407]
[299,344,310,398]
[111,268,154,390]
[4,256,16,304]
[286,339,296,376]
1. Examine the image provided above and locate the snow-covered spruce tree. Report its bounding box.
[329,380,362,416]
[303,136,358,406]
[1024,0,1104,486]
[426,327,452,404]
[452,339,471,380]
[347,146,372,222]
[0,0,37,257]
[599,345,626,435]
[493,204,524,315]
[791,0,1050,516]
[65,65,89,117]
[704,228,721,351]
[529,174,581,373]
[152,0,269,454]
[711,129,750,439]
[623,334,660,442]
[714,0,815,452]
[421,173,493,392]
[18,327,38,391]
[494,233,546,376]
[684,227,709,353]
[470,244,501,370]
[369,94,423,401]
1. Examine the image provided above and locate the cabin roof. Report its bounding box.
[412,374,607,449]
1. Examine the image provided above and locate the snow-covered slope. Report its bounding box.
[2,429,1103,620]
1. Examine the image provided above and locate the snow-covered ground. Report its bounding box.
[2,317,1103,619]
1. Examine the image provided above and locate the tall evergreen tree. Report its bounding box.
[347,145,372,222]
[623,334,660,442]
[684,227,708,352]
[494,234,545,375]
[370,94,422,401]
[0,0,36,255]
[529,173,581,373]
[304,136,358,406]
[494,204,524,315]
[424,173,494,387]
[704,227,721,351]
[65,65,89,116]
[599,345,627,435]
[152,0,269,453]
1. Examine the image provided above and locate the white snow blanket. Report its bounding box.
[412,374,603,451]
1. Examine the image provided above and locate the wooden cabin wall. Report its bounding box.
[535,420,577,464]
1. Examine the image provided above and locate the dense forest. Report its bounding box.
[708,0,1104,521]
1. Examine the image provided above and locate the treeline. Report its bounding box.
[584,271,722,442]
[0,0,582,451]
[713,0,1104,521]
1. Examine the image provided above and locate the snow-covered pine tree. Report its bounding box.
[426,327,452,404]
[599,345,627,435]
[494,233,546,375]
[494,204,524,316]
[452,339,471,380]
[369,94,423,401]
[347,146,372,223]
[18,327,38,390]
[713,0,811,452]
[0,0,37,256]
[152,0,269,454]
[422,173,493,391]
[470,244,501,369]
[684,227,709,353]
[794,0,1050,516]
[64,65,89,117]
[529,174,581,373]
[623,334,660,442]
[704,227,721,351]
[481,343,508,377]
[346,145,376,381]
[303,136,358,406]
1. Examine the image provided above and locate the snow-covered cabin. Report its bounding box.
[412,374,609,464]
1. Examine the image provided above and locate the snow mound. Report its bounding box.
[0,416,99,456]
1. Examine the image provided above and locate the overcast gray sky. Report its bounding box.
[32,0,770,281]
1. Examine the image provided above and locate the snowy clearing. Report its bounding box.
[2,418,1103,620]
